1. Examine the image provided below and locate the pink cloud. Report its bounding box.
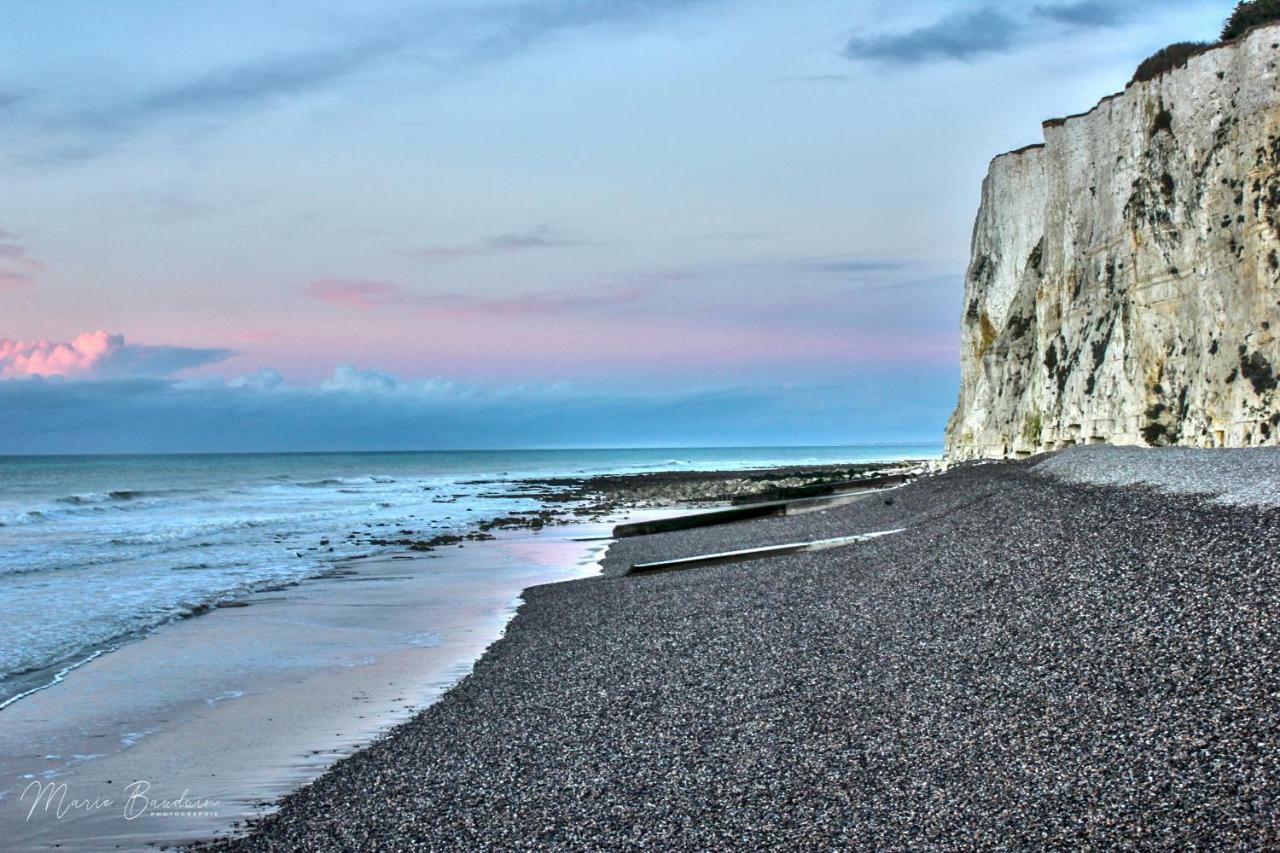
[0,331,235,379]
[290,268,956,379]
[304,308,953,381]
[0,271,33,293]
[304,279,402,310]
[425,282,653,318]
[0,331,123,378]
[304,275,656,319]
[234,329,281,343]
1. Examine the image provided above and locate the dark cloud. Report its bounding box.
[801,258,905,274]
[0,227,41,292]
[487,229,577,251]
[844,7,1019,63]
[415,226,590,260]
[0,229,37,262]
[38,33,412,158]
[94,343,238,379]
[116,36,406,127]
[1032,1,1124,28]
[461,0,725,63]
[843,1,1192,66]
[774,74,851,84]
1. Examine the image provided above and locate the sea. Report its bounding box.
[0,445,938,710]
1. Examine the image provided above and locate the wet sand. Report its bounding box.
[0,514,671,851]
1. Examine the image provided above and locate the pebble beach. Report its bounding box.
[205,446,1280,849]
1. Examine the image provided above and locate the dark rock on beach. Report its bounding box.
[203,454,1280,850]
[348,464,925,553]
[543,461,911,508]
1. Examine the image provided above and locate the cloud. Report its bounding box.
[844,7,1019,63]
[35,33,412,164]
[0,364,954,454]
[414,226,589,261]
[0,244,39,267]
[228,368,284,390]
[0,227,41,293]
[843,1,1191,65]
[295,259,960,371]
[1032,2,1124,28]
[305,278,403,310]
[133,40,400,122]
[449,281,651,316]
[775,74,852,84]
[0,271,33,293]
[304,273,652,318]
[800,257,906,274]
[0,331,235,379]
[320,364,415,394]
[23,0,723,163]
[459,0,728,65]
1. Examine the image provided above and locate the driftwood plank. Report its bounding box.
[612,487,895,539]
[626,529,906,575]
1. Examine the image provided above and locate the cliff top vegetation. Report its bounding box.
[1223,0,1280,40]
[1130,1,1280,84]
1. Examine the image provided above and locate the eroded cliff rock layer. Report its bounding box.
[946,25,1280,460]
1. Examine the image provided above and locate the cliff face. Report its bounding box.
[946,25,1280,460]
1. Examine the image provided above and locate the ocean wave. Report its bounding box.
[0,459,566,703]
[4,491,193,527]
[55,493,114,506]
[293,475,398,488]
[0,501,384,577]
[0,537,254,579]
[0,646,117,711]
[55,487,192,505]
[0,478,417,530]
[0,569,328,700]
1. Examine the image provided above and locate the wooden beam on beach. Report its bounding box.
[612,502,789,538]
[626,529,905,576]
[611,488,896,539]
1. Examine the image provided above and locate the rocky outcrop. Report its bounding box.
[946,25,1280,460]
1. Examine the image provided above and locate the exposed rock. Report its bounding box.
[947,25,1280,459]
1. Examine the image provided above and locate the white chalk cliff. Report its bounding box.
[946,24,1280,460]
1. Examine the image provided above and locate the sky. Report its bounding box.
[0,0,1232,453]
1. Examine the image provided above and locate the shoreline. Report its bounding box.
[0,515,636,852]
[202,448,1280,849]
[0,457,925,851]
[0,460,914,713]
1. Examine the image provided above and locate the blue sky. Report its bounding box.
[0,0,1230,452]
